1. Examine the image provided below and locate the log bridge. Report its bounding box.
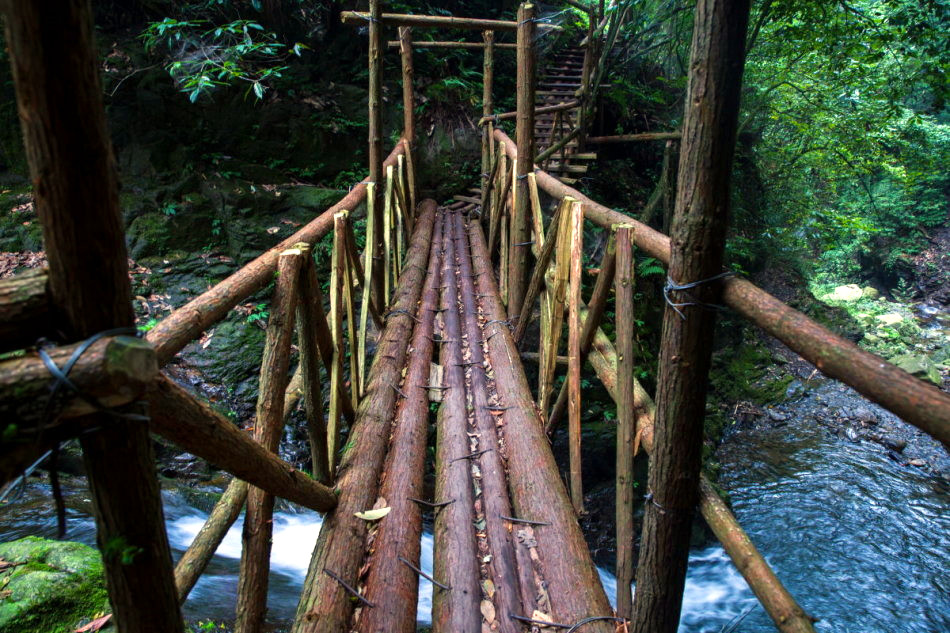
[0,2,947,633]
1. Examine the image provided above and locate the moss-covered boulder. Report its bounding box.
[0,536,110,633]
[890,353,943,386]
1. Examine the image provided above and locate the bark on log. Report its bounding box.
[453,209,527,630]
[1,1,184,628]
[174,478,248,603]
[573,303,816,633]
[174,363,314,604]
[432,211,481,633]
[292,200,438,633]
[296,249,331,483]
[236,249,303,633]
[587,132,681,143]
[492,128,950,448]
[509,2,537,315]
[0,336,157,429]
[0,268,51,352]
[547,236,617,432]
[146,141,405,367]
[148,375,337,512]
[614,226,636,620]
[341,12,559,32]
[631,1,750,629]
[357,210,442,633]
[388,40,518,49]
[463,216,614,631]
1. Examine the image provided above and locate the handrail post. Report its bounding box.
[398,26,416,215]
[481,29,495,207]
[368,0,385,308]
[511,2,537,318]
[631,0,751,631]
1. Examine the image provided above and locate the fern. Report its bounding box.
[637,256,667,278]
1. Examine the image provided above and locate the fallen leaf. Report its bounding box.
[482,578,495,598]
[480,599,495,623]
[266,226,280,234]
[75,614,112,632]
[354,507,391,521]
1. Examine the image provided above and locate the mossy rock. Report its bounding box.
[890,353,942,386]
[0,536,110,633]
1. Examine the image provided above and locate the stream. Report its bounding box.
[2,379,947,633]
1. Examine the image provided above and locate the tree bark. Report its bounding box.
[614,226,636,620]
[464,217,614,631]
[509,2,537,315]
[631,2,750,630]
[454,209,527,631]
[292,201,438,633]
[235,249,303,633]
[148,375,337,512]
[1,1,183,629]
[431,211,481,633]
[357,210,442,633]
[0,268,51,352]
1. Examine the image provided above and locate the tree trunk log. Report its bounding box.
[509,2,537,315]
[174,478,248,603]
[453,209,526,631]
[148,375,337,512]
[357,211,442,633]
[0,335,156,433]
[431,211,481,633]
[235,249,303,633]
[292,200,438,633]
[614,226,636,619]
[631,1,750,629]
[464,217,614,631]
[1,1,183,629]
[0,268,51,352]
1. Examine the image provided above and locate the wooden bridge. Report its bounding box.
[0,2,948,633]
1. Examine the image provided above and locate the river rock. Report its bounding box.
[827,284,864,302]
[767,409,789,422]
[0,536,110,633]
[861,286,880,300]
[875,313,903,327]
[890,353,942,386]
[883,436,907,453]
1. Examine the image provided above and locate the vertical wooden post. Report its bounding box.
[614,224,636,620]
[567,201,585,514]
[0,2,184,630]
[398,26,416,215]
[358,183,377,397]
[297,249,331,483]
[538,197,574,418]
[662,140,677,236]
[236,248,303,633]
[383,165,395,304]
[481,30,495,202]
[368,0,385,309]
[341,213,360,412]
[510,2,536,318]
[328,212,348,478]
[631,1,751,632]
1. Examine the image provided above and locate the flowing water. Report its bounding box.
[1,390,947,632]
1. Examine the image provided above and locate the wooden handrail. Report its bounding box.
[341,11,560,32]
[588,131,681,143]
[493,128,950,448]
[479,99,579,125]
[146,139,406,367]
[387,40,517,49]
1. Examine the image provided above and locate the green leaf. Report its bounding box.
[354,507,391,521]
[253,82,264,99]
